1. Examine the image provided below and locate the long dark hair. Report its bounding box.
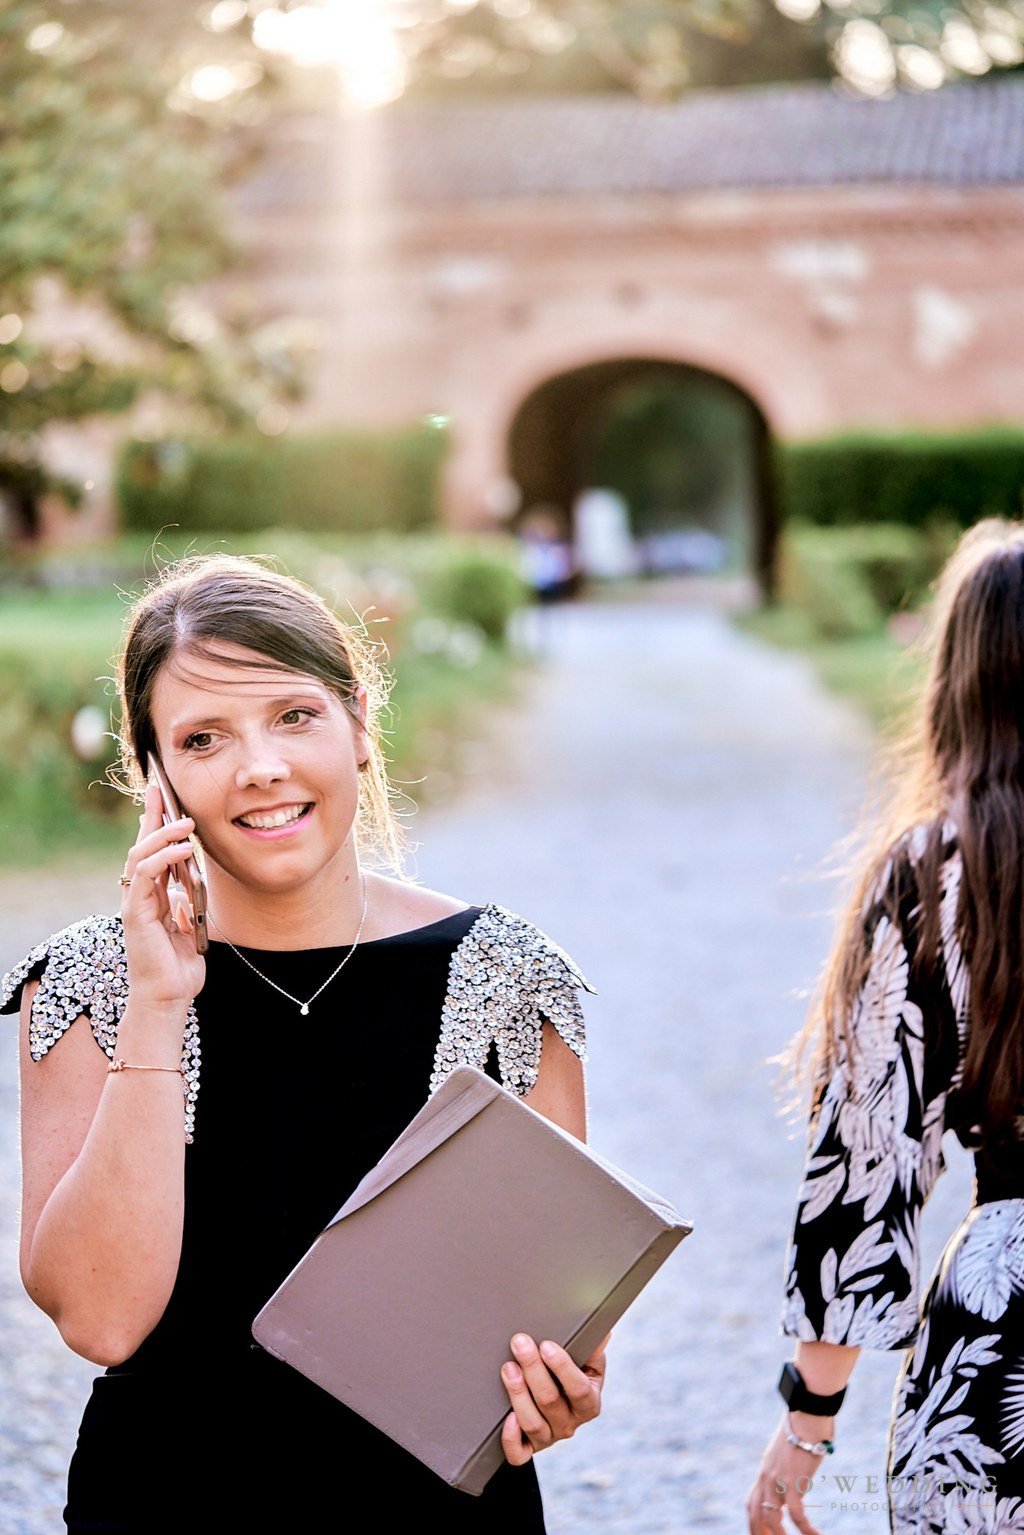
[113,552,407,870]
[794,518,1024,1163]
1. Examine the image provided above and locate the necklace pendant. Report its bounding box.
[300,1003,310,1016]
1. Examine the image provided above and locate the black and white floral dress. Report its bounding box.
[782,824,1024,1535]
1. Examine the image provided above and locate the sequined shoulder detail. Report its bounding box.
[1,915,201,1143]
[429,904,593,1098]
[3,915,129,1057]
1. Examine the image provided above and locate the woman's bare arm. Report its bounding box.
[18,983,189,1366]
[523,1020,587,1141]
[19,788,206,1365]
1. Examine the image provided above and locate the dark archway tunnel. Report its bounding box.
[507,357,778,596]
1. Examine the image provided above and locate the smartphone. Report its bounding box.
[146,752,209,955]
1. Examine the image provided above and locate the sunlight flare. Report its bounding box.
[253,1,408,108]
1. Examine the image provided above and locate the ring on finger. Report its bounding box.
[761,1502,781,1511]
[119,874,132,887]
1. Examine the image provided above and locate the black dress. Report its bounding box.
[1,902,593,1533]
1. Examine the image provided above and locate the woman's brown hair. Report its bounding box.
[793,518,1024,1165]
[113,552,407,871]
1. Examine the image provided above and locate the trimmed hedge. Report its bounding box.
[116,423,448,535]
[776,428,1024,529]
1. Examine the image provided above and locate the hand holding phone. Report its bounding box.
[146,753,209,955]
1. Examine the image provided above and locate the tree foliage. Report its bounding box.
[3,0,1021,540]
[379,0,1023,101]
[0,1,306,534]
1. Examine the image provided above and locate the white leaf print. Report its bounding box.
[902,1313,932,1381]
[896,1407,1003,1486]
[782,1279,823,1341]
[919,1094,948,1202]
[893,1130,923,1202]
[820,1292,855,1342]
[894,1332,1003,1474]
[821,1248,837,1304]
[938,849,970,1069]
[944,1380,971,1413]
[942,1334,1004,1376]
[848,915,907,1092]
[847,1292,919,1348]
[902,994,925,1042]
[838,1220,895,1282]
[891,1207,919,1283]
[903,997,925,1095]
[840,1103,889,1161]
[945,1205,1024,1323]
[848,1144,900,1222]
[999,1363,1024,1458]
[843,1066,913,1217]
[902,1484,1023,1535]
[799,1155,846,1224]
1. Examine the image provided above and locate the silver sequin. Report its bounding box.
[1,915,200,1143]
[429,904,592,1098]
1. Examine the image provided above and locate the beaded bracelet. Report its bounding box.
[786,1414,834,1457]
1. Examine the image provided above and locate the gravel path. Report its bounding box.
[0,596,974,1534]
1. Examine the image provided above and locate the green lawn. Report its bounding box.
[0,586,127,652]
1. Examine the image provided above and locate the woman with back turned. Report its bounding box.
[2,552,606,1532]
[747,519,1024,1534]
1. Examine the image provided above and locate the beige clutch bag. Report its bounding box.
[251,1064,692,1494]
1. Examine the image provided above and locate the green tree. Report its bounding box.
[0,1,304,538]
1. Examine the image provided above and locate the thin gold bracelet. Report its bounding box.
[107,1058,184,1077]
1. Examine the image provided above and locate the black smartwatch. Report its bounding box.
[778,1362,846,1416]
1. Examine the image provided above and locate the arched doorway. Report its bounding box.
[507,357,776,594]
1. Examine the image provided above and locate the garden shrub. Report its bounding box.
[776,428,1024,530]
[0,599,135,862]
[420,546,530,645]
[116,422,448,536]
[774,522,957,640]
[775,527,882,639]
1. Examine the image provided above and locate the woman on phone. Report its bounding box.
[2,552,605,1533]
[747,518,1024,1535]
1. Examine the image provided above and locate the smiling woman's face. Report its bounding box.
[149,642,368,901]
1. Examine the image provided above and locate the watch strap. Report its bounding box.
[778,1362,846,1416]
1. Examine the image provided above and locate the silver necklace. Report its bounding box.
[211,873,368,1015]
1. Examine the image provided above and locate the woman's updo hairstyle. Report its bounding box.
[114,552,406,870]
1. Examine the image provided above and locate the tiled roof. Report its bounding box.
[236,79,1024,213]
[371,78,1024,199]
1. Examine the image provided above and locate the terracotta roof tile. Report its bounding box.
[376,79,1024,199]
[237,78,1024,211]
